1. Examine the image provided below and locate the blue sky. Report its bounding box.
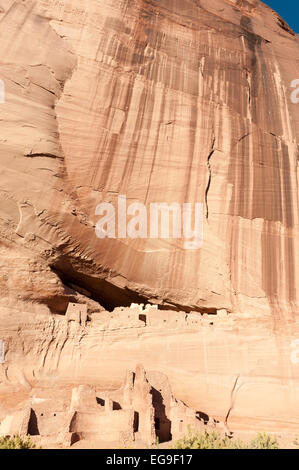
[262,1,299,33]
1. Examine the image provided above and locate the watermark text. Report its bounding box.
[95,195,204,250]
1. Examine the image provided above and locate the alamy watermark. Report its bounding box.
[95,195,204,250]
[290,79,299,104]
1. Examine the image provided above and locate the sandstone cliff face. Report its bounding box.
[0,0,298,316]
[0,0,299,443]
[1,304,299,438]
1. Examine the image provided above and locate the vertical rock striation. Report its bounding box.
[1,0,298,316]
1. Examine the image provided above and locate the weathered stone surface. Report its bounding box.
[0,305,298,441]
[0,0,298,315]
[0,363,205,447]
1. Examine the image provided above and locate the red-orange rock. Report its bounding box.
[0,0,298,447]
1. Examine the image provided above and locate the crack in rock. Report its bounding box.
[205,136,215,220]
[25,152,63,160]
[224,374,241,434]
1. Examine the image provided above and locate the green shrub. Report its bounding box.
[173,428,279,449]
[173,429,242,449]
[0,435,37,449]
[249,432,279,449]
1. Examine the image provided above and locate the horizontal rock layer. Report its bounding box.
[0,0,298,315]
[0,306,299,434]
[0,0,298,440]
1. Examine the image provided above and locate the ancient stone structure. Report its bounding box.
[0,364,206,447]
[66,303,88,326]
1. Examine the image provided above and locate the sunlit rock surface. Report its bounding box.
[0,0,298,444]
